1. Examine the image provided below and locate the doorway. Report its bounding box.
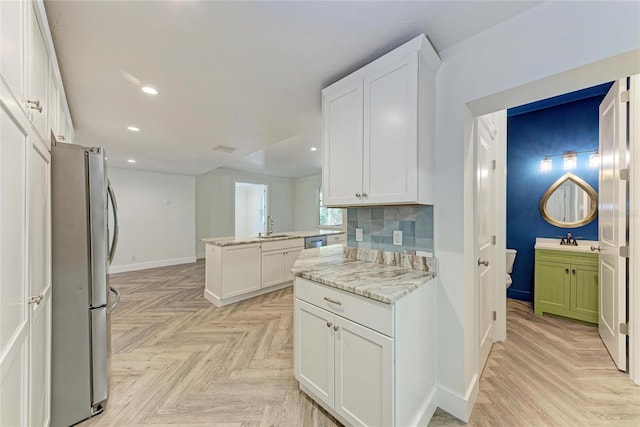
[234,182,267,237]
[478,77,638,383]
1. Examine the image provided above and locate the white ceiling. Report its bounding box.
[45,0,542,178]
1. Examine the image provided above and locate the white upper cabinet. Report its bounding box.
[322,34,441,207]
[0,0,25,108]
[29,8,49,141]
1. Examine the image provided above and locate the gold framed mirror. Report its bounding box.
[539,172,597,227]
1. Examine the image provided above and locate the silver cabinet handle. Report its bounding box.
[57,135,66,141]
[107,287,121,313]
[28,294,44,305]
[355,193,362,198]
[477,258,489,267]
[324,297,342,305]
[108,180,119,265]
[333,325,339,331]
[27,99,43,113]
[326,321,332,328]
[362,192,367,198]
[590,246,601,252]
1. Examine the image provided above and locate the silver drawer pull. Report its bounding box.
[323,297,342,305]
[333,325,339,331]
[326,321,332,328]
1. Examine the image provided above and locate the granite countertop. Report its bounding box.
[292,245,436,304]
[201,229,345,247]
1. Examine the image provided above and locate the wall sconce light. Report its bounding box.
[563,152,577,170]
[539,149,598,173]
[540,157,552,172]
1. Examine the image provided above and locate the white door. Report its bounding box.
[334,315,393,427]
[0,104,29,426]
[476,114,498,370]
[363,52,418,204]
[598,79,628,371]
[294,299,334,408]
[28,137,51,427]
[322,79,364,206]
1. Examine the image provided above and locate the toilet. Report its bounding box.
[506,249,517,288]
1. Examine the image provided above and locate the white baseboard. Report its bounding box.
[436,374,479,423]
[204,281,292,307]
[415,386,439,426]
[108,256,196,274]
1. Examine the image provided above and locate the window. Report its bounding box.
[318,188,343,227]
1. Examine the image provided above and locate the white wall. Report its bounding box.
[108,168,196,274]
[196,168,295,258]
[433,1,640,420]
[294,175,321,230]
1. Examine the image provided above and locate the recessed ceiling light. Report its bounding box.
[310,147,317,151]
[141,86,158,95]
[127,159,136,163]
[127,126,140,132]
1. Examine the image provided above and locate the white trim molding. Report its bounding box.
[629,74,640,385]
[108,256,196,274]
[436,374,479,423]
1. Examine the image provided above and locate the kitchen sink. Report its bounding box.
[257,234,290,239]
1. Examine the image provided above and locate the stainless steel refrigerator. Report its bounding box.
[51,141,120,427]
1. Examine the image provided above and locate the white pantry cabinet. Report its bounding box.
[322,34,441,207]
[1,1,72,425]
[294,277,437,427]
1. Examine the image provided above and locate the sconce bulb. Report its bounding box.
[589,152,600,168]
[563,153,577,170]
[540,157,552,173]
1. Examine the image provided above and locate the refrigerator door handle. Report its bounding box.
[107,180,119,265]
[107,287,120,314]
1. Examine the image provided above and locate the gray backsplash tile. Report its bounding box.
[347,205,434,253]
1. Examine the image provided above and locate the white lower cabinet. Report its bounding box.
[294,277,436,427]
[204,238,303,306]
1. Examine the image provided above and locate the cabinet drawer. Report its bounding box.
[295,277,393,337]
[262,238,304,252]
[327,234,346,245]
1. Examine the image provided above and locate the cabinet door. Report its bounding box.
[571,264,599,323]
[261,250,284,288]
[322,79,364,206]
[283,248,302,282]
[0,102,29,427]
[47,71,59,144]
[334,316,393,427]
[29,138,51,427]
[29,9,49,141]
[363,52,418,204]
[295,299,334,408]
[0,0,25,105]
[535,261,571,314]
[221,245,261,298]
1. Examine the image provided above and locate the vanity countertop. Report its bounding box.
[201,229,344,247]
[534,237,600,254]
[291,245,436,304]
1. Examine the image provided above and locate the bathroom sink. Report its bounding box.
[534,237,600,253]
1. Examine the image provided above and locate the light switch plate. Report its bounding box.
[355,228,363,242]
[393,230,402,246]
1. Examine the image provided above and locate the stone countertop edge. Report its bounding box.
[291,245,436,304]
[201,229,345,246]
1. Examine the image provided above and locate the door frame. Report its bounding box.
[472,75,639,385]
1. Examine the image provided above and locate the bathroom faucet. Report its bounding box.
[559,232,580,246]
[266,215,274,236]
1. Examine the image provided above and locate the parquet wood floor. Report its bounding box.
[81,261,640,427]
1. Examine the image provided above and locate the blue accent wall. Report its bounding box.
[506,92,609,302]
[347,205,433,253]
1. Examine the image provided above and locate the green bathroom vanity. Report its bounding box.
[534,238,599,324]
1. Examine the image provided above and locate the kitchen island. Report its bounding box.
[201,230,345,307]
[292,245,437,427]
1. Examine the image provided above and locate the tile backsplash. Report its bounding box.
[347,205,434,253]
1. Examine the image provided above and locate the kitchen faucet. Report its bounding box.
[266,215,274,236]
